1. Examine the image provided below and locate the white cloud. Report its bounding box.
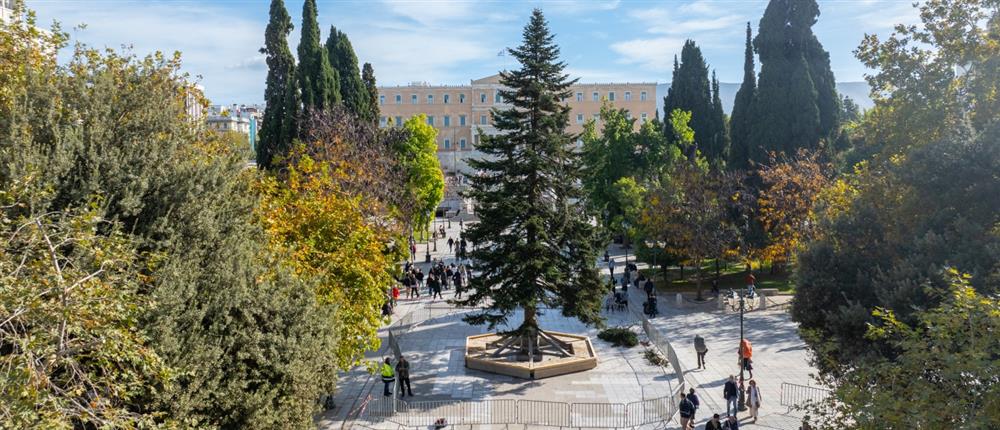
[32,2,265,103]
[610,37,686,71]
[380,0,474,26]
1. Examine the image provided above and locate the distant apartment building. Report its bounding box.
[377,74,656,176]
[1,0,14,24]
[206,103,263,153]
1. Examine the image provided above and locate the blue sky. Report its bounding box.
[29,0,922,104]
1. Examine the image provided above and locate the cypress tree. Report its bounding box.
[456,9,604,355]
[326,26,369,119]
[663,40,722,162]
[708,71,730,164]
[258,0,298,169]
[297,0,339,112]
[361,62,380,124]
[729,22,756,171]
[749,0,838,162]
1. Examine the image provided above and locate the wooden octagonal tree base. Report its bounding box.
[465,331,598,380]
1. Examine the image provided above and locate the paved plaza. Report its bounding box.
[318,221,820,430]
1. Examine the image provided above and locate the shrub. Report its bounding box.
[598,327,638,348]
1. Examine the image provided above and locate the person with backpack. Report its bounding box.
[686,388,700,422]
[678,392,695,430]
[723,375,739,418]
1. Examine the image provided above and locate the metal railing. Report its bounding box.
[780,382,831,410]
[359,396,677,428]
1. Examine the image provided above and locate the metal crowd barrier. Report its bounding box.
[780,382,831,410]
[360,395,678,428]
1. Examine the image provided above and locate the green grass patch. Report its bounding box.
[639,259,795,294]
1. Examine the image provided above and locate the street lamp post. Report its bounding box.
[433,216,438,252]
[738,292,748,411]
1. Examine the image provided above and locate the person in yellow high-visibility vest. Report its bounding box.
[381,357,395,397]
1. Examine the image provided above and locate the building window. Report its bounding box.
[626,111,632,120]
[444,139,451,149]
[444,115,451,127]
[460,138,467,149]
[576,114,584,124]
[624,91,631,101]
[592,92,599,102]
[640,91,647,101]
[641,112,648,122]
[576,92,583,102]
[427,94,434,104]
[494,91,501,103]
[593,114,599,121]
[443,94,450,104]
[609,92,616,102]
[379,95,386,105]
[379,116,387,127]
[427,116,434,126]
[395,94,402,104]
[395,116,402,126]
[480,114,488,125]
[459,93,466,104]
[459,115,466,126]
[474,135,480,145]
[480,93,487,103]
[411,94,417,104]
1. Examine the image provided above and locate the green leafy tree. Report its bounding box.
[0,27,338,427]
[362,62,380,123]
[326,26,370,120]
[795,120,1000,375]
[581,102,638,232]
[0,192,172,428]
[297,0,339,112]
[729,22,756,171]
[807,272,1000,429]
[397,114,445,230]
[750,0,839,162]
[457,9,605,353]
[663,40,725,162]
[856,0,999,150]
[258,0,298,168]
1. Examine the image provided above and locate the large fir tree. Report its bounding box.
[729,22,756,171]
[361,62,380,124]
[749,0,839,162]
[326,26,370,119]
[258,0,298,169]
[297,0,339,112]
[663,40,724,162]
[457,9,604,356]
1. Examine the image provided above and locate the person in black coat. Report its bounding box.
[723,375,740,418]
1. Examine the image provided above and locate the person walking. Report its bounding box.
[739,338,754,378]
[431,275,443,300]
[747,379,762,423]
[704,414,723,430]
[395,356,413,397]
[408,272,419,298]
[678,392,695,430]
[608,259,615,277]
[723,375,739,418]
[453,268,464,299]
[447,237,454,254]
[686,388,700,422]
[694,335,708,369]
[380,357,395,397]
[722,415,739,430]
[415,269,424,290]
